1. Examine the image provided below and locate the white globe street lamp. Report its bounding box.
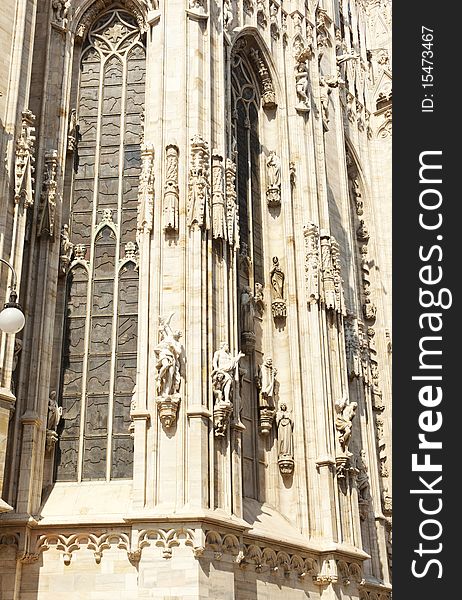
[0,258,25,334]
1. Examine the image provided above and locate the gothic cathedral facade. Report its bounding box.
[0,1,392,598]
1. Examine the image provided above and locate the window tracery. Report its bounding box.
[56,9,145,481]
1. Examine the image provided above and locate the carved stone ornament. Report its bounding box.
[351,177,363,215]
[376,415,389,477]
[188,135,211,230]
[213,398,233,437]
[345,317,362,379]
[59,223,74,276]
[248,47,277,109]
[37,150,59,239]
[303,223,320,304]
[315,7,331,57]
[256,0,267,28]
[76,0,151,40]
[189,0,208,16]
[212,154,228,241]
[331,237,346,316]
[269,1,279,39]
[154,314,183,428]
[46,391,63,452]
[15,110,36,207]
[225,158,238,246]
[137,144,155,235]
[320,234,345,315]
[276,403,294,474]
[266,151,281,207]
[270,256,286,319]
[163,145,179,233]
[361,245,377,321]
[243,0,253,16]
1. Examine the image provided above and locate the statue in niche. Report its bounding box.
[335,395,358,455]
[238,242,252,275]
[46,390,63,452]
[270,256,287,319]
[257,357,276,407]
[295,61,311,113]
[266,151,281,206]
[270,256,284,299]
[11,338,23,395]
[155,315,182,398]
[212,342,245,406]
[67,109,81,172]
[59,224,74,276]
[254,282,264,312]
[240,286,257,352]
[276,403,294,474]
[356,449,371,520]
[256,356,277,434]
[223,0,233,30]
[319,79,332,131]
[154,314,183,428]
[212,370,232,436]
[211,343,244,437]
[52,0,71,28]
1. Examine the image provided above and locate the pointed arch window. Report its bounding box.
[56,10,145,481]
[231,49,264,286]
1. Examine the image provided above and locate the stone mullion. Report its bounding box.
[105,50,128,482]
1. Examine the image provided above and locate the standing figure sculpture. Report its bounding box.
[295,62,311,113]
[276,403,294,474]
[270,256,285,299]
[240,286,257,353]
[154,314,183,428]
[46,390,63,452]
[266,151,281,206]
[270,256,287,319]
[212,342,245,406]
[257,357,277,434]
[257,357,277,408]
[211,343,245,437]
[335,395,358,454]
